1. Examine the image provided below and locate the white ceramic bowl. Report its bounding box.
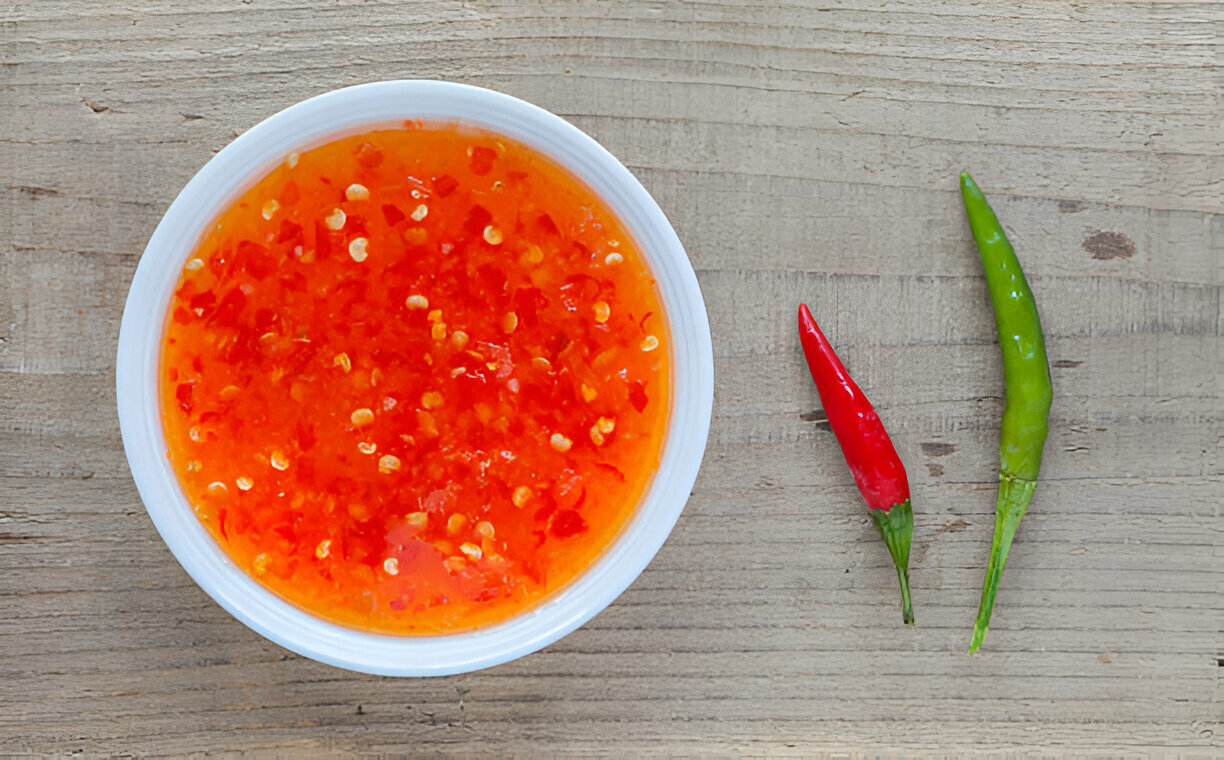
[116,81,713,676]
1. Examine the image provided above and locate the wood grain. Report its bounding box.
[1,0,1220,755]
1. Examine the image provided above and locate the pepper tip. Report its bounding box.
[797,302,818,334]
[959,171,985,203]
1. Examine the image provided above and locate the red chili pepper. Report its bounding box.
[798,304,914,624]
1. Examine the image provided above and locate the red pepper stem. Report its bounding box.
[969,475,1035,652]
[869,499,914,625]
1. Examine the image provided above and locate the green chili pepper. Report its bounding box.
[960,172,1053,653]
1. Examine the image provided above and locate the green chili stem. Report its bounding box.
[969,475,1035,653]
[870,500,914,625]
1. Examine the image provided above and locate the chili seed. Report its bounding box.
[593,301,611,323]
[450,330,469,349]
[346,183,370,201]
[483,225,503,245]
[481,537,497,557]
[236,476,254,491]
[325,208,347,230]
[405,294,429,310]
[333,352,352,373]
[418,410,439,437]
[550,433,572,452]
[474,521,495,539]
[348,237,369,262]
[431,322,447,341]
[447,513,467,535]
[502,312,518,334]
[315,539,331,559]
[357,441,377,455]
[378,454,401,473]
[261,199,279,220]
[383,557,399,575]
[350,408,375,426]
[421,391,444,410]
[406,511,428,529]
[410,204,428,221]
[460,542,483,561]
[512,486,532,508]
[605,252,624,266]
[640,335,659,352]
[269,451,290,471]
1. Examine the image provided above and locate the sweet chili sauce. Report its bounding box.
[160,125,669,634]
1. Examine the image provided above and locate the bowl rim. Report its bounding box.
[116,80,713,676]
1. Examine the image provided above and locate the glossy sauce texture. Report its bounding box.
[161,125,668,634]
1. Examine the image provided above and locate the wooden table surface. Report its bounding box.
[3,1,1221,756]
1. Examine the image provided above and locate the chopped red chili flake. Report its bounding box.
[381,203,405,226]
[550,509,588,539]
[174,381,194,412]
[276,219,302,244]
[161,125,669,634]
[628,380,650,413]
[468,145,497,175]
[354,142,384,168]
[432,174,459,197]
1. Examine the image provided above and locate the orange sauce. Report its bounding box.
[160,125,668,634]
